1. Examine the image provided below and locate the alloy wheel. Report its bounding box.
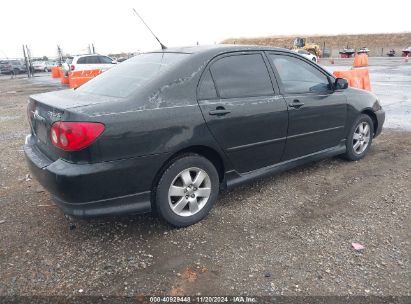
[353,122,371,155]
[168,167,211,217]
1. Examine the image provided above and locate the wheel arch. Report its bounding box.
[361,109,378,136]
[150,145,226,207]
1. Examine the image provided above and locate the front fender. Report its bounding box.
[344,87,382,136]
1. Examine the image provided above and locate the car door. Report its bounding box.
[267,52,347,161]
[197,52,288,173]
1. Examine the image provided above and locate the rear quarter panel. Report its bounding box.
[89,104,224,162]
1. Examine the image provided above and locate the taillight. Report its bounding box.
[70,65,75,70]
[27,101,35,128]
[50,121,105,151]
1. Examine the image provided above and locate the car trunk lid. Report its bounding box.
[27,96,65,160]
[30,89,122,110]
[27,89,120,161]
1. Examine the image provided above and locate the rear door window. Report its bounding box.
[269,54,330,94]
[210,53,274,99]
[198,70,218,100]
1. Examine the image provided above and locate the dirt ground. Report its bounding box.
[0,74,410,299]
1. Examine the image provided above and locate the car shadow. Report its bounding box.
[217,156,345,208]
[57,156,346,242]
[63,211,169,234]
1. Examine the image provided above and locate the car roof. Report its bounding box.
[73,54,108,58]
[159,44,333,78]
[147,44,291,57]
[142,44,331,77]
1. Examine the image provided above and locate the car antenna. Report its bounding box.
[132,8,167,50]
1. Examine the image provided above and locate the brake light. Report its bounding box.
[50,122,105,151]
[70,65,75,70]
[27,101,35,129]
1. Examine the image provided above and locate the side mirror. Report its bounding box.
[334,78,348,90]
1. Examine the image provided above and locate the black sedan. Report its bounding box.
[24,45,385,227]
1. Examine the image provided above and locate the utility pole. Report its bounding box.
[26,45,33,77]
[57,45,63,66]
[22,45,28,77]
[22,45,32,78]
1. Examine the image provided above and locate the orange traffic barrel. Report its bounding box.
[60,76,69,85]
[333,69,371,91]
[68,69,102,89]
[60,68,69,85]
[69,69,102,81]
[354,69,371,91]
[51,66,60,78]
[353,53,368,67]
[69,76,93,89]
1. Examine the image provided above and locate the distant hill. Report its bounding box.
[222,33,411,57]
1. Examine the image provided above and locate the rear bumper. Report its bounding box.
[53,192,151,218]
[23,135,168,218]
[374,109,385,137]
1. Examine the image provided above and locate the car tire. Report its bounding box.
[312,57,317,62]
[342,114,374,161]
[154,154,219,227]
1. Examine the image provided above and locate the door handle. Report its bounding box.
[209,107,231,116]
[288,99,304,109]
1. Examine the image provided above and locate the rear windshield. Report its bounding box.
[77,53,190,98]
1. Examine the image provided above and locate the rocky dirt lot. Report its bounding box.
[0,77,410,298]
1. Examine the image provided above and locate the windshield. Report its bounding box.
[77,53,190,98]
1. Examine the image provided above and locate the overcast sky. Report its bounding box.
[1,0,410,58]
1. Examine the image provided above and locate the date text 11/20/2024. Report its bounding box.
[149,296,257,303]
